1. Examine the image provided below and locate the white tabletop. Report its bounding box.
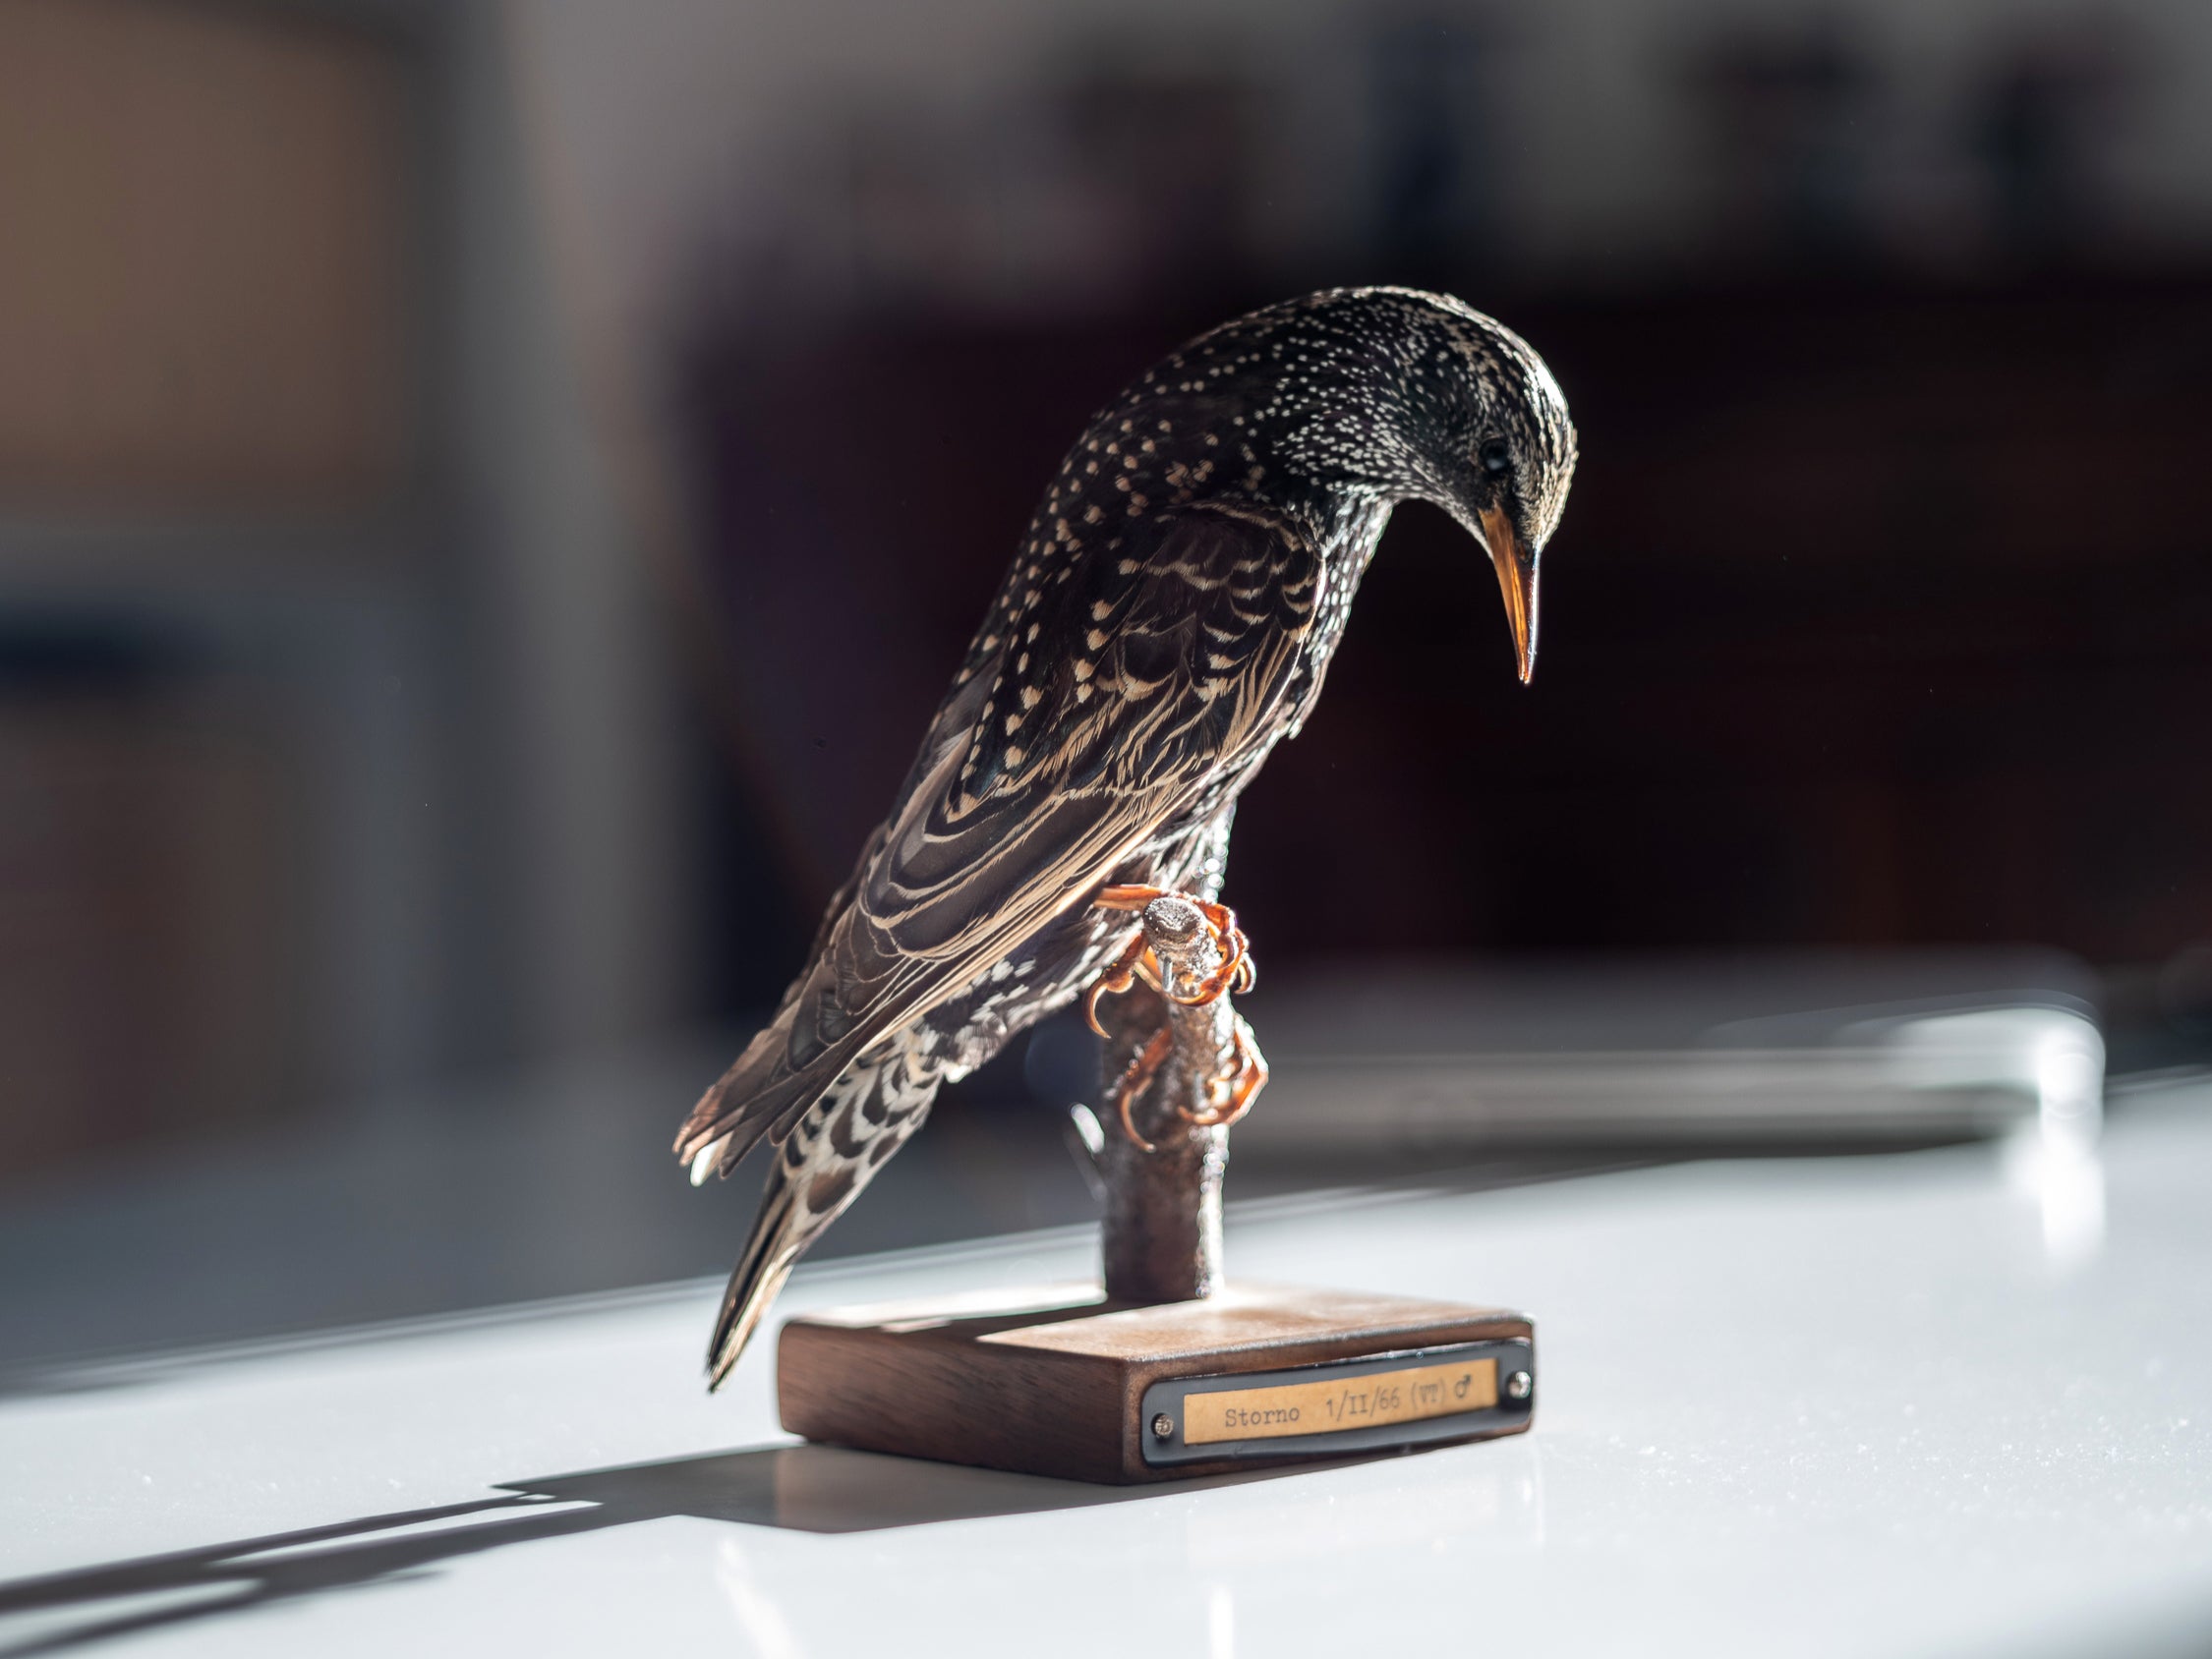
[4,1084,2210,1658]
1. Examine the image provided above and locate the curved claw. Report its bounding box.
[1083,931,1152,1039]
[1179,1023,1269,1129]
[1221,1025,1269,1123]
[1112,1027,1175,1152]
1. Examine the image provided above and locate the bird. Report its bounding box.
[675,285,1577,1388]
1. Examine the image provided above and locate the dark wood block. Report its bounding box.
[778,1282,1536,1485]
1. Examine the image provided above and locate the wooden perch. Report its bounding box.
[1088,893,1258,1304]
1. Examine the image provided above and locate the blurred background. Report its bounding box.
[3,0,2209,1370]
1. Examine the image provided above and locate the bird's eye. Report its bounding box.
[1480,439,1512,476]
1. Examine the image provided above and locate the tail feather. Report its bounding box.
[706,1178,805,1391]
[699,1042,947,1388]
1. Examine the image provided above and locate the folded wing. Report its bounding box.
[675,504,1324,1174]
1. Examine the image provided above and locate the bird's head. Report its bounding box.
[1403,301,1577,687]
[1173,287,1577,684]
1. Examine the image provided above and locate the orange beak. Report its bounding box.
[1479,503,1540,684]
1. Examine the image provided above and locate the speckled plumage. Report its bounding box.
[677,286,1577,1386]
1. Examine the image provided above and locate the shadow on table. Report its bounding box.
[0,1442,1285,1655]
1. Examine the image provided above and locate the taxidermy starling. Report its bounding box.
[676,286,1577,1387]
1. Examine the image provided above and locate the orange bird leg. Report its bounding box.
[1082,885,1182,1030]
[1112,1027,1175,1153]
[1162,900,1255,1006]
[1094,887,1257,1006]
[1095,884,1167,912]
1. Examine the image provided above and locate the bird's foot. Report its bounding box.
[1086,885,1266,1151]
[1108,1015,1268,1150]
[1110,1027,1175,1154]
[1084,885,1254,1037]
[1179,1019,1269,1130]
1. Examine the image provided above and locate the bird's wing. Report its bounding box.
[676,504,1324,1173]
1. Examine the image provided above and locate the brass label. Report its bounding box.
[1183,1356,1498,1445]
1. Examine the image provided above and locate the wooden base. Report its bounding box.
[778,1283,1536,1485]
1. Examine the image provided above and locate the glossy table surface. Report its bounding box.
[5,1084,2210,1658]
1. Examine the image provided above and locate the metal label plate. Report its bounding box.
[1139,1339,1535,1466]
